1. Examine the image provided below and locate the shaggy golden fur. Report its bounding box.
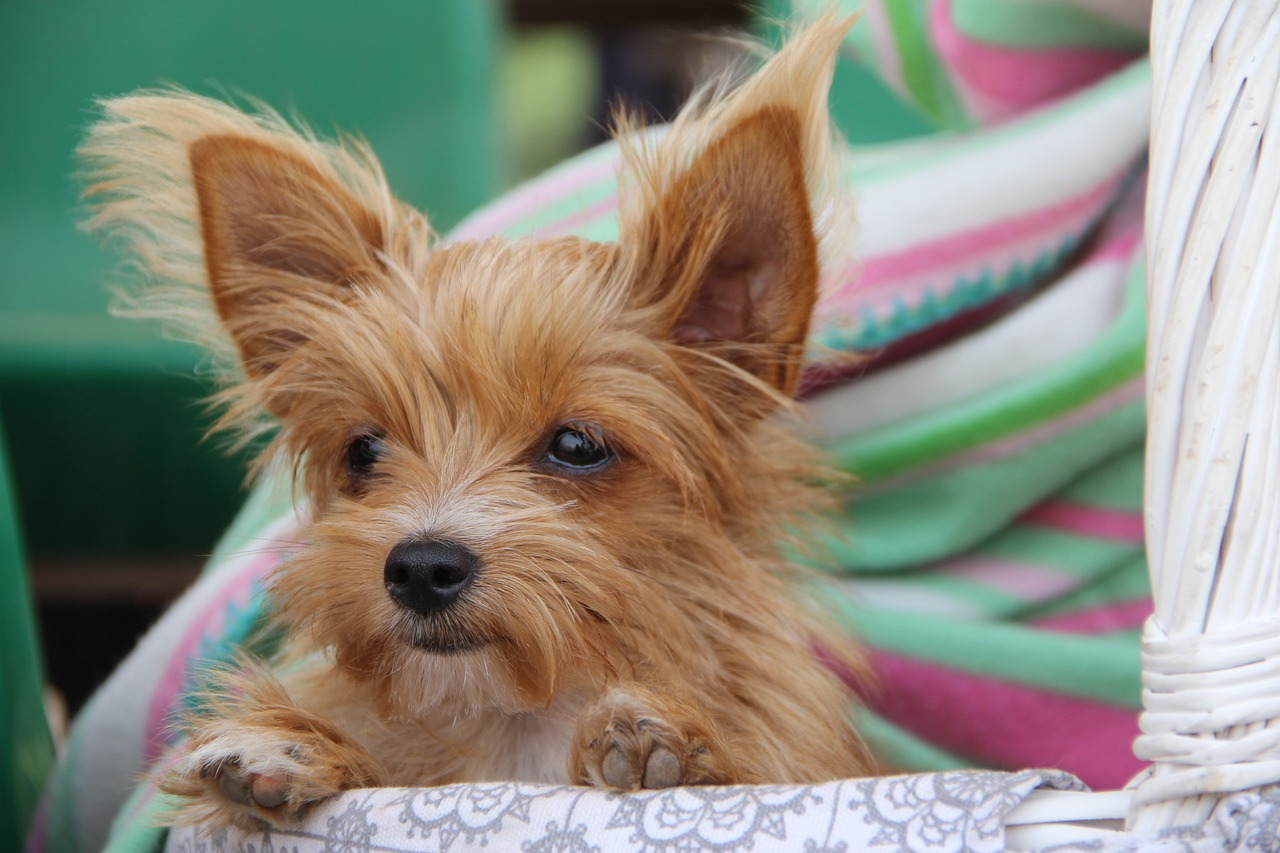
[82,13,872,830]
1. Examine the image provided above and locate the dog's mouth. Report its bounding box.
[408,632,491,656]
[401,616,494,656]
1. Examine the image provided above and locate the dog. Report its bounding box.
[80,12,872,829]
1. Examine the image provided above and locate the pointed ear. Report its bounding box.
[189,134,386,377]
[616,12,854,401]
[650,105,819,396]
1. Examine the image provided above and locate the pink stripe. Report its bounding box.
[1096,227,1142,262]
[946,557,1080,600]
[827,235,1059,318]
[964,377,1144,464]
[142,550,281,764]
[931,0,1134,120]
[811,222,1142,348]
[1020,501,1145,542]
[829,174,1119,304]
[862,650,1144,789]
[532,195,619,239]
[449,154,617,241]
[1034,598,1153,634]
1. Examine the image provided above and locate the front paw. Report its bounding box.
[161,716,379,829]
[572,688,726,790]
[197,748,303,814]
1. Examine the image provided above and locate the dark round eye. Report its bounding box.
[546,427,613,471]
[345,433,387,480]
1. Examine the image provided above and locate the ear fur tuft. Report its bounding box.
[79,90,428,383]
[611,11,858,396]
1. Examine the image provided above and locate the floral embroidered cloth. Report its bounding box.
[165,770,1080,853]
[162,774,1280,853]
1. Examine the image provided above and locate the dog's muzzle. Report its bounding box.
[384,538,478,616]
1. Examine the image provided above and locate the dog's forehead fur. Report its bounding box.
[289,235,713,479]
[407,237,631,399]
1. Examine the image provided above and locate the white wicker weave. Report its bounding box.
[1002,0,1280,846]
[1134,0,1280,833]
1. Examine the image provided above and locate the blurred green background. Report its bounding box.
[0,2,930,842]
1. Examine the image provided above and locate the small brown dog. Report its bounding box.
[81,13,871,829]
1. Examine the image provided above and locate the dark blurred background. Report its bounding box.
[0,0,928,737]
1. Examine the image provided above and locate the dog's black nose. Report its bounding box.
[384,539,478,615]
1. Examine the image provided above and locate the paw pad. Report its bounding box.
[202,756,292,810]
[582,716,703,790]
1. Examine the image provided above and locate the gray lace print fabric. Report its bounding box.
[166,769,1084,852]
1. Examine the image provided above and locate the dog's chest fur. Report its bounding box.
[375,699,581,785]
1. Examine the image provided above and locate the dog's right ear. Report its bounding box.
[189,135,387,380]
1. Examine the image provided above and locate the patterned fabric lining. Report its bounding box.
[163,776,1280,853]
[165,770,1082,853]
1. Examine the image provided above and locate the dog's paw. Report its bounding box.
[161,720,379,829]
[572,687,726,790]
[198,749,301,813]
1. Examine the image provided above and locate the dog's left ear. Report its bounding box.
[617,13,855,398]
[633,107,818,396]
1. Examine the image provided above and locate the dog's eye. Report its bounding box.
[345,432,387,479]
[546,427,613,472]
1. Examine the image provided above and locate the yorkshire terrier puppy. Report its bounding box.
[81,13,871,829]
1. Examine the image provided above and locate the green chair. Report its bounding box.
[0,411,55,850]
[0,1,501,558]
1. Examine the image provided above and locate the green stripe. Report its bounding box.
[1025,554,1151,621]
[103,784,168,853]
[840,519,1144,619]
[207,467,295,573]
[978,527,1141,576]
[823,398,1146,572]
[498,179,619,240]
[566,216,621,244]
[953,0,1149,50]
[827,260,1146,481]
[883,1,976,130]
[842,603,1142,707]
[1056,444,1144,510]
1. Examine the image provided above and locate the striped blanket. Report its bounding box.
[30,3,1155,851]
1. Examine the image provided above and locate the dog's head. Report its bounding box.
[83,15,856,715]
